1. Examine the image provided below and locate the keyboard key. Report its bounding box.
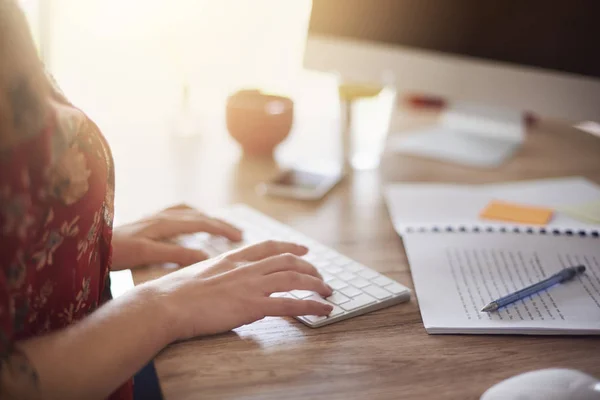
[324,265,343,274]
[358,269,379,280]
[304,315,327,323]
[337,271,357,281]
[362,285,391,300]
[303,253,318,261]
[340,286,362,298]
[212,242,229,253]
[345,263,363,272]
[321,273,335,282]
[372,275,395,287]
[305,295,336,308]
[290,236,306,244]
[328,279,348,290]
[303,243,320,252]
[290,290,314,299]
[384,282,408,295]
[334,257,352,267]
[201,246,217,257]
[310,245,328,255]
[340,294,376,311]
[329,305,344,317]
[348,277,370,288]
[326,291,351,305]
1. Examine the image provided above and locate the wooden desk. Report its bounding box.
[117,103,600,400]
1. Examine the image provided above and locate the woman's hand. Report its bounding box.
[148,240,334,339]
[111,204,242,270]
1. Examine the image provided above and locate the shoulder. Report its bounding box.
[0,0,52,154]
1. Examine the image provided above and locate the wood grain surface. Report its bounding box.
[122,105,600,400]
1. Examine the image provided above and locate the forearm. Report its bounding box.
[1,284,175,400]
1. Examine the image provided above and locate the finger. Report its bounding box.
[153,217,242,242]
[140,241,209,267]
[243,253,322,280]
[163,209,242,241]
[263,298,333,317]
[227,240,308,262]
[211,218,244,241]
[260,271,333,298]
[203,217,243,242]
[166,211,242,242]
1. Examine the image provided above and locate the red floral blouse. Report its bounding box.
[0,81,132,399]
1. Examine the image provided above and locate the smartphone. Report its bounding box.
[257,166,343,200]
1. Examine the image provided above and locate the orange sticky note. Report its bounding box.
[480,200,554,225]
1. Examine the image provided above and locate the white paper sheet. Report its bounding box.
[387,101,525,167]
[387,126,521,167]
[384,177,600,235]
[403,232,600,334]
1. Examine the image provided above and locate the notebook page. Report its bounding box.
[485,177,600,209]
[485,177,600,232]
[403,233,600,334]
[384,177,600,234]
[384,184,488,231]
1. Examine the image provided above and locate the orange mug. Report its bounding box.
[226,89,294,157]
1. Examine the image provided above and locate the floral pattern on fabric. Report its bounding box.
[47,144,92,205]
[0,80,132,399]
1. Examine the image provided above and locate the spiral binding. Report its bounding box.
[403,225,600,238]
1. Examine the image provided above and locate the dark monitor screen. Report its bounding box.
[308,0,600,79]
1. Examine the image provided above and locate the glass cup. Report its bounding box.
[338,77,397,171]
[348,85,397,170]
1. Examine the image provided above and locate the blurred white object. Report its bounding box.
[348,85,398,170]
[388,102,525,167]
[442,102,524,142]
[388,126,521,167]
[481,368,600,400]
[575,121,600,137]
[109,269,135,298]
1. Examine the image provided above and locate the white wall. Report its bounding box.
[45,0,313,133]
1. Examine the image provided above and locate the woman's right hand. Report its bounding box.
[147,240,334,340]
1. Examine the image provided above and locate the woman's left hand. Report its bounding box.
[110,204,242,271]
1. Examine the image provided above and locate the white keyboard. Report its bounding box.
[183,204,411,328]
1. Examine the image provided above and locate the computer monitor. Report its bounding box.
[304,0,600,122]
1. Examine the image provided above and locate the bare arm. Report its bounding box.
[1,242,332,400]
[1,285,173,400]
[0,2,171,398]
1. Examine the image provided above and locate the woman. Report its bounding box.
[0,1,333,399]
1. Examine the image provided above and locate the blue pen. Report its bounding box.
[481,265,586,312]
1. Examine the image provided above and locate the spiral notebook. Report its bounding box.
[384,177,600,334]
[383,177,600,237]
[403,232,600,334]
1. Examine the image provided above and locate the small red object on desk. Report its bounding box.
[404,94,447,109]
